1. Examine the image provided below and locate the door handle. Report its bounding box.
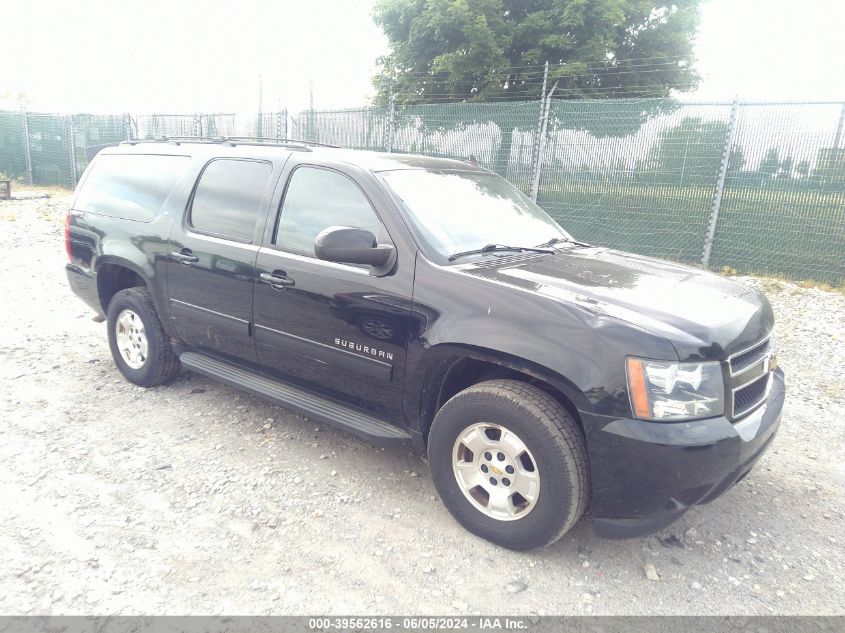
[171,250,199,265]
[259,272,295,289]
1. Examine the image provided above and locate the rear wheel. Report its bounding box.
[107,287,179,387]
[428,379,589,550]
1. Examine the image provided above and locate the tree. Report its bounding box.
[371,0,701,175]
[728,147,746,173]
[813,148,845,189]
[643,117,729,185]
[372,0,701,105]
[778,155,794,179]
[758,148,780,180]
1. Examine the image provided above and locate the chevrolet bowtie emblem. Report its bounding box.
[490,466,503,475]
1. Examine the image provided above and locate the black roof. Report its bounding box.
[105,137,487,173]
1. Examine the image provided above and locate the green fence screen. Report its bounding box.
[294,99,845,285]
[0,111,27,180]
[1,101,843,285]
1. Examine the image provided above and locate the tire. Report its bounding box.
[106,287,179,388]
[428,379,589,550]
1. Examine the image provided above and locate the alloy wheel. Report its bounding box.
[452,422,540,521]
[115,309,148,369]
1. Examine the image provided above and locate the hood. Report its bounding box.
[461,247,774,361]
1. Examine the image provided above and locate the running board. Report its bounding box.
[179,352,411,446]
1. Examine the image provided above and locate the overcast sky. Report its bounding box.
[3,0,844,114]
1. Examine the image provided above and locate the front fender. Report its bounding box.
[405,255,679,427]
[405,342,591,432]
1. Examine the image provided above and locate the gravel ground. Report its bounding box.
[0,190,843,616]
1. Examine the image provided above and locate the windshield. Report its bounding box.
[379,169,571,262]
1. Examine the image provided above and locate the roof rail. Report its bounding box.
[121,136,225,146]
[222,136,339,148]
[120,136,339,150]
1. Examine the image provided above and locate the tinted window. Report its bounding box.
[190,159,272,242]
[75,154,190,222]
[380,169,569,261]
[276,167,384,256]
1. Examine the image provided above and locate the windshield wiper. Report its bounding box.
[448,243,555,262]
[535,236,591,248]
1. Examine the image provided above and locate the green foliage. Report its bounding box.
[813,148,845,186]
[372,0,701,105]
[758,148,780,179]
[549,97,682,138]
[728,147,745,173]
[778,155,794,179]
[641,117,727,185]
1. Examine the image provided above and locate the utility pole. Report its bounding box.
[257,73,264,138]
[386,93,397,153]
[274,92,285,139]
[834,102,845,149]
[540,61,549,102]
[308,78,315,142]
[530,77,558,203]
[701,97,740,268]
[19,94,32,185]
[529,62,549,201]
[66,115,77,186]
[534,62,549,142]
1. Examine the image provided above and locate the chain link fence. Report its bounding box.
[1,101,843,284]
[0,111,289,188]
[293,98,845,285]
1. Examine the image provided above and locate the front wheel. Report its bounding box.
[428,379,589,550]
[106,287,179,388]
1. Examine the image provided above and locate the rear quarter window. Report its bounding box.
[75,154,190,222]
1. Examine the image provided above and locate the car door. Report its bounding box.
[253,163,414,421]
[167,157,276,364]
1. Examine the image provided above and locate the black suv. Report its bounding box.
[66,138,784,550]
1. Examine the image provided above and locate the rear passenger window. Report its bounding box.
[75,154,190,222]
[190,159,272,242]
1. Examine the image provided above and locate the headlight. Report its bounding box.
[626,357,724,421]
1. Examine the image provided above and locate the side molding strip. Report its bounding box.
[170,298,250,336]
[254,324,393,381]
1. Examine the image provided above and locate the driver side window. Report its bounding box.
[275,166,385,257]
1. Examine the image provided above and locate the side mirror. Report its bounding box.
[314,226,395,268]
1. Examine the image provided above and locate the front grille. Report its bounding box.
[730,338,773,374]
[732,373,771,418]
[727,335,774,420]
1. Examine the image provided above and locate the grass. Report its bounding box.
[538,183,845,287]
[794,280,845,296]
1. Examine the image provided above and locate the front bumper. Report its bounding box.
[584,367,784,538]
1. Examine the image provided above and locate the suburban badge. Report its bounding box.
[334,337,394,361]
